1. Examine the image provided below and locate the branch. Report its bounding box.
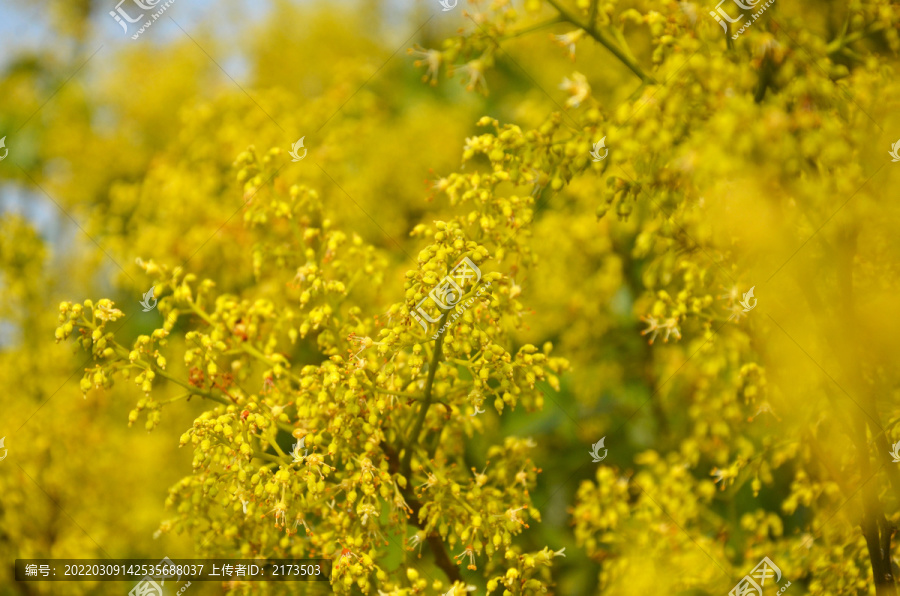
[588,0,598,28]
[826,24,886,55]
[253,449,287,465]
[382,442,462,585]
[154,367,231,405]
[498,15,563,41]
[401,310,451,476]
[860,461,897,594]
[109,342,232,406]
[544,0,655,83]
[409,497,462,585]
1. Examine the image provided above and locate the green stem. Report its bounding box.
[186,300,216,326]
[253,449,287,464]
[544,0,655,83]
[267,435,289,459]
[826,24,885,55]
[401,310,451,476]
[498,15,564,41]
[159,393,192,405]
[108,342,232,406]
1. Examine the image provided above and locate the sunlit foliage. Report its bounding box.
[3,0,900,594]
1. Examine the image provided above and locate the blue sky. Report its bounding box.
[0,0,417,68]
[0,0,277,74]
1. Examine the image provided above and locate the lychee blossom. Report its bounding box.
[560,72,591,108]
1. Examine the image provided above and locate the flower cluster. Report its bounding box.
[55,115,569,591]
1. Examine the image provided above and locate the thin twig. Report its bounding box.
[497,15,564,41]
[401,311,451,475]
[544,0,655,83]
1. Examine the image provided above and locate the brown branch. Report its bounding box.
[409,496,463,585]
[382,442,462,585]
[838,230,897,594]
[797,229,897,594]
[861,482,897,594]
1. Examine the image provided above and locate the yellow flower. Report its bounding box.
[406,530,426,555]
[559,72,590,108]
[455,60,488,95]
[640,315,682,344]
[94,299,124,322]
[408,45,442,86]
[454,545,477,570]
[552,29,585,61]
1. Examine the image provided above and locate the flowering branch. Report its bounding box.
[381,442,462,585]
[544,0,655,83]
[401,310,451,476]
